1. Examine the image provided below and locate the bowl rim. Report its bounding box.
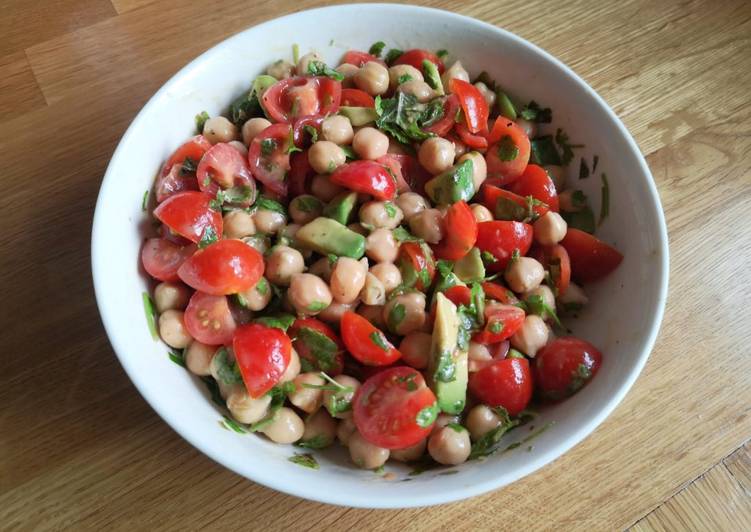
[91,2,669,508]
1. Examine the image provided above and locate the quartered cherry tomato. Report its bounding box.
[376,154,412,193]
[485,119,531,186]
[450,79,489,134]
[482,281,518,305]
[393,49,445,74]
[261,76,341,123]
[233,323,291,398]
[481,184,550,221]
[196,143,256,206]
[288,318,344,375]
[329,160,396,200]
[141,238,196,282]
[353,366,438,449]
[292,114,325,149]
[560,228,623,283]
[247,123,294,197]
[177,239,264,295]
[469,357,532,415]
[154,163,199,203]
[340,312,401,366]
[476,221,534,271]
[433,201,477,260]
[473,304,525,344]
[529,244,571,296]
[423,94,460,137]
[153,191,223,244]
[341,50,385,67]
[161,135,212,175]
[535,337,602,400]
[454,122,489,150]
[397,241,436,291]
[341,88,376,107]
[184,291,237,345]
[287,150,315,197]
[509,163,559,212]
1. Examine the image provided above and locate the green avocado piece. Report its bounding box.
[428,293,469,414]
[424,159,475,205]
[322,191,358,226]
[454,247,485,283]
[295,217,366,259]
[339,106,378,126]
[422,59,444,95]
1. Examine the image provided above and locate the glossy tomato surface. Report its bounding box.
[233,323,291,398]
[509,164,559,212]
[153,191,223,243]
[262,76,341,123]
[469,357,532,415]
[393,49,445,73]
[535,337,602,400]
[451,79,489,134]
[247,123,293,196]
[340,88,376,107]
[423,95,460,137]
[141,238,196,282]
[560,228,623,283]
[177,239,264,295]
[340,312,401,366]
[481,184,550,220]
[329,160,396,200]
[433,200,477,260]
[473,304,525,344]
[184,291,237,345]
[398,241,436,291]
[162,135,212,175]
[530,244,571,296]
[197,143,256,206]
[476,221,533,271]
[341,50,385,67]
[485,119,531,186]
[154,163,199,203]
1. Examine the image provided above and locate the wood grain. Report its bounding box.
[1,0,751,530]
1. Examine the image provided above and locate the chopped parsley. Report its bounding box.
[142,292,158,340]
[519,100,552,123]
[599,173,610,224]
[592,154,600,173]
[488,320,504,334]
[374,92,439,144]
[261,138,278,157]
[384,202,397,218]
[530,136,562,166]
[249,381,297,432]
[292,44,300,64]
[368,41,386,57]
[212,347,243,385]
[555,128,584,166]
[384,48,403,65]
[141,190,149,211]
[397,73,413,84]
[307,301,328,312]
[469,407,521,460]
[254,313,295,332]
[253,195,287,216]
[168,349,186,368]
[436,49,449,60]
[579,157,590,179]
[198,226,218,249]
[308,61,345,81]
[195,110,210,134]
[447,422,465,433]
[295,435,331,449]
[481,250,498,265]
[296,327,339,372]
[292,195,323,213]
[497,135,519,161]
[181,157,197,175]
[415,403,439,428]
[340,145,357,159]
[387,302,406,332]
[303,124,318,143]
[560,190,596,234]
[369,331,390,351]
[255,277,269,295]
[289,453,319,470]
[392,226,421,242]
[525,294,563,329]
[221,415,248,434]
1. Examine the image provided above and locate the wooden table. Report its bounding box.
[2,0,750,529]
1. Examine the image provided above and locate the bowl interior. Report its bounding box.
[92,3,668,508]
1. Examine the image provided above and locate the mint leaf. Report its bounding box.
[369,331,390,351]
[415,402,439,428]
[497,135,519,161]
[308,61,344,81]
[254,313,295,331]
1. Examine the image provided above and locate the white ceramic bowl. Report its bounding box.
[92,3,668,508]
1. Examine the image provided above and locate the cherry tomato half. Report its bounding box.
[560,228,623,283]
[353,366,438,449]
[288,318,344,375]
[485,119,531,186]
[341,88,376,108]
[262,76,341,123]
[529,244,571,296]
[476,221,534,271]
[376,154,412,193]
[329,160,396,200]
[247,123,293,197]
[233,323,291,398]
[141,238,196,282]
[184,291,237,345]
[433,201,477,260]
[469,357,532,415]
[397,241,436,291]
[155,163,199,203]
[161,135,212,175]
[454,122,489,150]
[535,337,602,400]
[177,239,264,295]
[473,304,525,344]
[393,49,445,74]
[509,164,559,212]
[482,281,518,305]
[153,191,223,244]
[450,79,489,134]
[340,312,401,366]
[423,95,460,137]
[292,114,325,149]
[197,143,256,207]
[341,50,385,67]
[481,184,550,221]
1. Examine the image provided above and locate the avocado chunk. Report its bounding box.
[422,59,444,96]
[339,106,378,126]
[295,217,366,259]
[424,159,475,205]
[454,247,485,283]
[428,293,469,414]
[323,191,358,225]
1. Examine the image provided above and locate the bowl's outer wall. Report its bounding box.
[92,4,668,508]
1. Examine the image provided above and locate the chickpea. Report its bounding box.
[533,211,568,246]
[409,208,445,244]
[505,257,545,293]
[395,192,429,220]
[265,245,305,287]
[223,210,256,239]
[310,174,345,202]
[317,300,357,324]
[296,51,322,76]
[466,405,501,441]
[510,315,549,357]
[203,116,238,144]
[360,272,385,306]
[397,80,434,103]
[544,165,566,190]
[474,81,496,108]
[358,304,387,330]
[337,416,357,446]
[288,194,323,225]
[308,140,346,174]
[441,61,470,92]
[237,276,272,311]
[266,59,294,79]
[558,281,589,306]
[158,310,191,348]
[419,137,456,175]
[301,409,338,448]
[227,389,272,424]
[322,375,360,419]
[399,332,432,369]
[288,273,333,315]
[359,201,404,230]
[369,263,402,293]
[184,341,216,376]
[321,115,354,145]
[261,407,304,444]
[388,64,423,90]
[468,341,492,372]
[253,208,286,235]
[352,127,389,160]
[280,348,301,383]
[241,117,272,146]
[153,282,190,312]
[349,431,390,469]
[524,284,556,313]
[228,140,248,157]
[516,118,537,139]
[288,372,326,414]
[243,234,270,254]
[390,438,427,462]
[428,426,471,465]
[364,228,399,263]
[354,61,389,96]
[330,257,369,304]
[383,292,426,335]
[470,203,493,223]
[433,413,460,433]
[458,151,487,192]
[336,63,359,88]
[308,257,333,282]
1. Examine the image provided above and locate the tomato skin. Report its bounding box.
[473,304,525,344]
[184,291,236,345]
[153,191,223,244]
[155,163,199,203]
[141,238,196,282]
[476,221,534,271]
[535,337,602,400]
[454,122,489,150]
[196,143,256,206]
[482,281,518,305]
[292,114,325,149]
[340,312,401,366]
[529,244,571,296]
[433,201,477,260]
[398,241,436,291]
[428,284,471,326]
[177,239,264,296]
[560,228,623,283]
[288,318,344,375]
[509,164,559,212]
[247,123,293,197]
[375,154,412,193]
[393,49,445,74]
[262,76,341,123]
[485,119,531,186]
[341,50,385,67]
[353,366,438,449]
[288,150,314,197]
[423,95,460,137]
[450,79,489,134]
[340,88,376,108]
[162,135,212,175]
[469,357,532,416]
[481,184,550,220]
[233,323,291,398]
[329,160,396,200]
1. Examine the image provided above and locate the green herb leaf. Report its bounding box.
[384,48,403,65]
[469,407,521,460]
[579,158,590,179]
[560,190,596,234]
[181,157,197,175]
[254,277,269,296]
[436,49,449,60]
[295,435,332,449]
[254,313,295,331]
[307,301,328,313]
[415,402,439,428]
[292,44,300,64]
[525,294,563,329]
[201,376,224,407]
[254,195,287,216]
[397,73,413,84]
[168,349,185,368]
[384,202,397,218]
[568,363,593,395]
[368,41,386,58]
[496,90,517,120]
[599,173,610,224]
[592,154,600,173]
[296,327,340,372]
[481,250,498,265]
[555,128,584,166]
[488,320,504,334]
[422,59,444,95]
[369,331,390,351]
[261,138,277,157]
[198,226,218,249]
[387,302,406,332]
[519,101,552,123]
[249,382,297,432]
[213,347,243,385]
[289,453,319,470]
[142,292,158,340]
[530,136,562,166]
[393,226,421,242]
[221,415,248,434]
[374,92,437,144]
[303,124,318,143]
[497,135,519,161]
[340,145,357,160]
[446,422,466,433]
[494,196,526,222]
[141,190,149,211]
[195,111,210,134]
[308,61,345,81]
[292,195,323,213]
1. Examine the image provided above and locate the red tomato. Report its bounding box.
[196,143,256,206]
[340,88,376,108]
[530,244,571,296]
[450,79,489,134]
[161,135,212,175]
[473,304,525,344]
[233,323,291,398]
[535,337,602,400]
[476,221,534,271]
[353,366,438,449]
[509,164,559,212]
[288,318,344,375]
[393,49,445,74]
[454,122,489,150]
[428,285,471,326]
[153,191,223,243]
[423,95,460,137]
[340,312,401,366]
[141,238,196,282]
[375,154,411,193]
[469,357,532,415]
[397,241,436,291]
[261,76,341,123]
[184,291,237,345]
[341,50,385,67]
[288,150,314,197]
[292,114,325,148]
[329,160,396,200]
[247,123,293,197]
[177,239,264,295]
[155,163,199,203]
[433,201,477,260]
[560,229,623,283]
[481,184,550,220]
[485,119,531,186]
[482,281,518,305]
